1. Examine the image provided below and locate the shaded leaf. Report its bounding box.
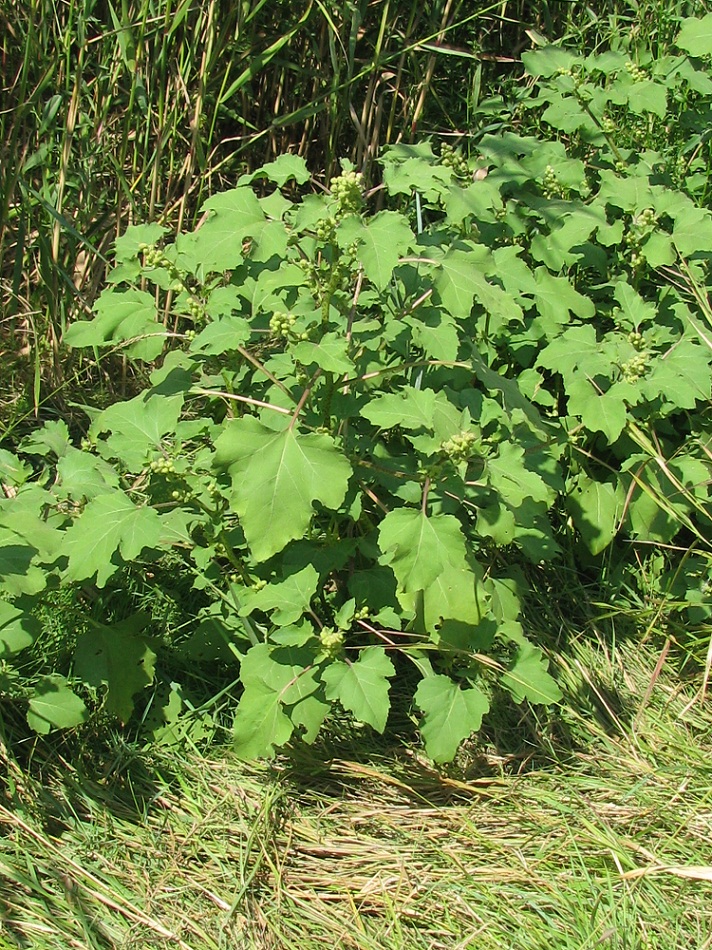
[74,617,156,723]
[322,647,395,732]
[501,641,562,705]
[27,675,88,734]
[0,601,41,658]
[415,674,489,763]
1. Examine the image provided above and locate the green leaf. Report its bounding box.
[487,442,553,508]
[434,245,521,326]
[671,207,712,257]
[623,452,710,543]
[422,566,484,632]
[0,602,41,658]
[0,450,32,486]
[404,308,460,361]
[91,392,184,469]
[641,341,712,409]
[568,475,622,555]
[337,211,414,290]
[567,378,629,443]
[189,316,251,355]
[74,618,156,723]
[233,681,295,759]
[501,641,562,705]
[63,492,164,586]
[541,95,598,134]
[64,288,165,361]
[625,79,667,117]
[445,179,503,224]
[597,171,656,212]
[613,282,657,327]
[322,646,395,732]
[114,223,167,262]
[56,447,120,501]
[176,187,266,274]
[378,509,469,593]
[239,153,310,187]
[0,490,64,594]
[362,387,451,431]
[537,324,611,380]
[676,14,712,57]
[20,419,71,457]
[381,156,453,200]
[0,541,49,596]
[415,674,489,763]
[233,642,318,758]
[531,267,595,325]
[238,565,319,626]
[291,333,355,375]
[214,417,352,561]
[27,675,88,734]
[290,694,330,743]
[522,47,580,78]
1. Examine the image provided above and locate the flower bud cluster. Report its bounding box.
[315,217,338,242]
[633,208,656,231]
[170,487,192,502]
[186,297,205,321]
[628,330,645,350]
[269,310,295,337]
[621,351,650,382]
[441,430,477,463]
[269,310,310,341]
[625,61,647,82]
[139,244,182,283]
[440,143,470,179]
[150,456,175,475]
[556,66,584,89]
[542,165,567,199]
[319,627,345,658]
[329,170,364,215]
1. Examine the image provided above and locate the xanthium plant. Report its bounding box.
[3,17,712,761]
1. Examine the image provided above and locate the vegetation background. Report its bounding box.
[1,1,712,948]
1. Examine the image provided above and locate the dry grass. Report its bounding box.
[1,634,711,950]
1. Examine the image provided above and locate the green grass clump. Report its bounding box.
[1,634,710,950]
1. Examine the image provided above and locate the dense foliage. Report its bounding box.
[2,14,712,761]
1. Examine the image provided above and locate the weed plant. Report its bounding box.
[2,5,712,946]
[3,10,712,764]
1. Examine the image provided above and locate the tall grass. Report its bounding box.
[0,0,486,402]
[4,0,702,413]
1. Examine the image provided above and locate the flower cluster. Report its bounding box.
[150,456,175,475]
[440,430,477,463]
[542,165,568,199]
[440,142,470,179]
[319,627,345,658]
[621,351,650,382]
[625,61,647,82]
[329,170,364,215]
